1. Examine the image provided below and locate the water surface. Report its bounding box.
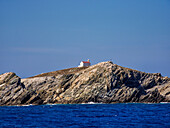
[0,103,170,127]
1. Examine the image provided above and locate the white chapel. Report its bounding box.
[78,59,91,67]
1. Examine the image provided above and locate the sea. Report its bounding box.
[0,103,170,128]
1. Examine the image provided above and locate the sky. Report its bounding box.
[0,0,170,78]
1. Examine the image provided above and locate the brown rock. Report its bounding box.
[0,61,169,106]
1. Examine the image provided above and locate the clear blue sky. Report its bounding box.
[0,0,170,78]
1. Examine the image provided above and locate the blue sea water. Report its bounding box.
[0,103,170,128]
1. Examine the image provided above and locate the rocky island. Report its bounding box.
[0,61,170,106]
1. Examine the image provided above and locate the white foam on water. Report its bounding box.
[160,102,169,104]
[81,102,104,104]
[16,104,33,107]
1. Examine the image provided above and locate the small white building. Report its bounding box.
[78,59,91,67]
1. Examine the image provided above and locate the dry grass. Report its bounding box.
[28,67,88,78]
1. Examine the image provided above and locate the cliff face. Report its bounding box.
[0,61,169,106]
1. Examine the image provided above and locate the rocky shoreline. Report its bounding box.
[0,61,170,106]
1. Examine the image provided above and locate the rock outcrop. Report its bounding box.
[0,61,169,106]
